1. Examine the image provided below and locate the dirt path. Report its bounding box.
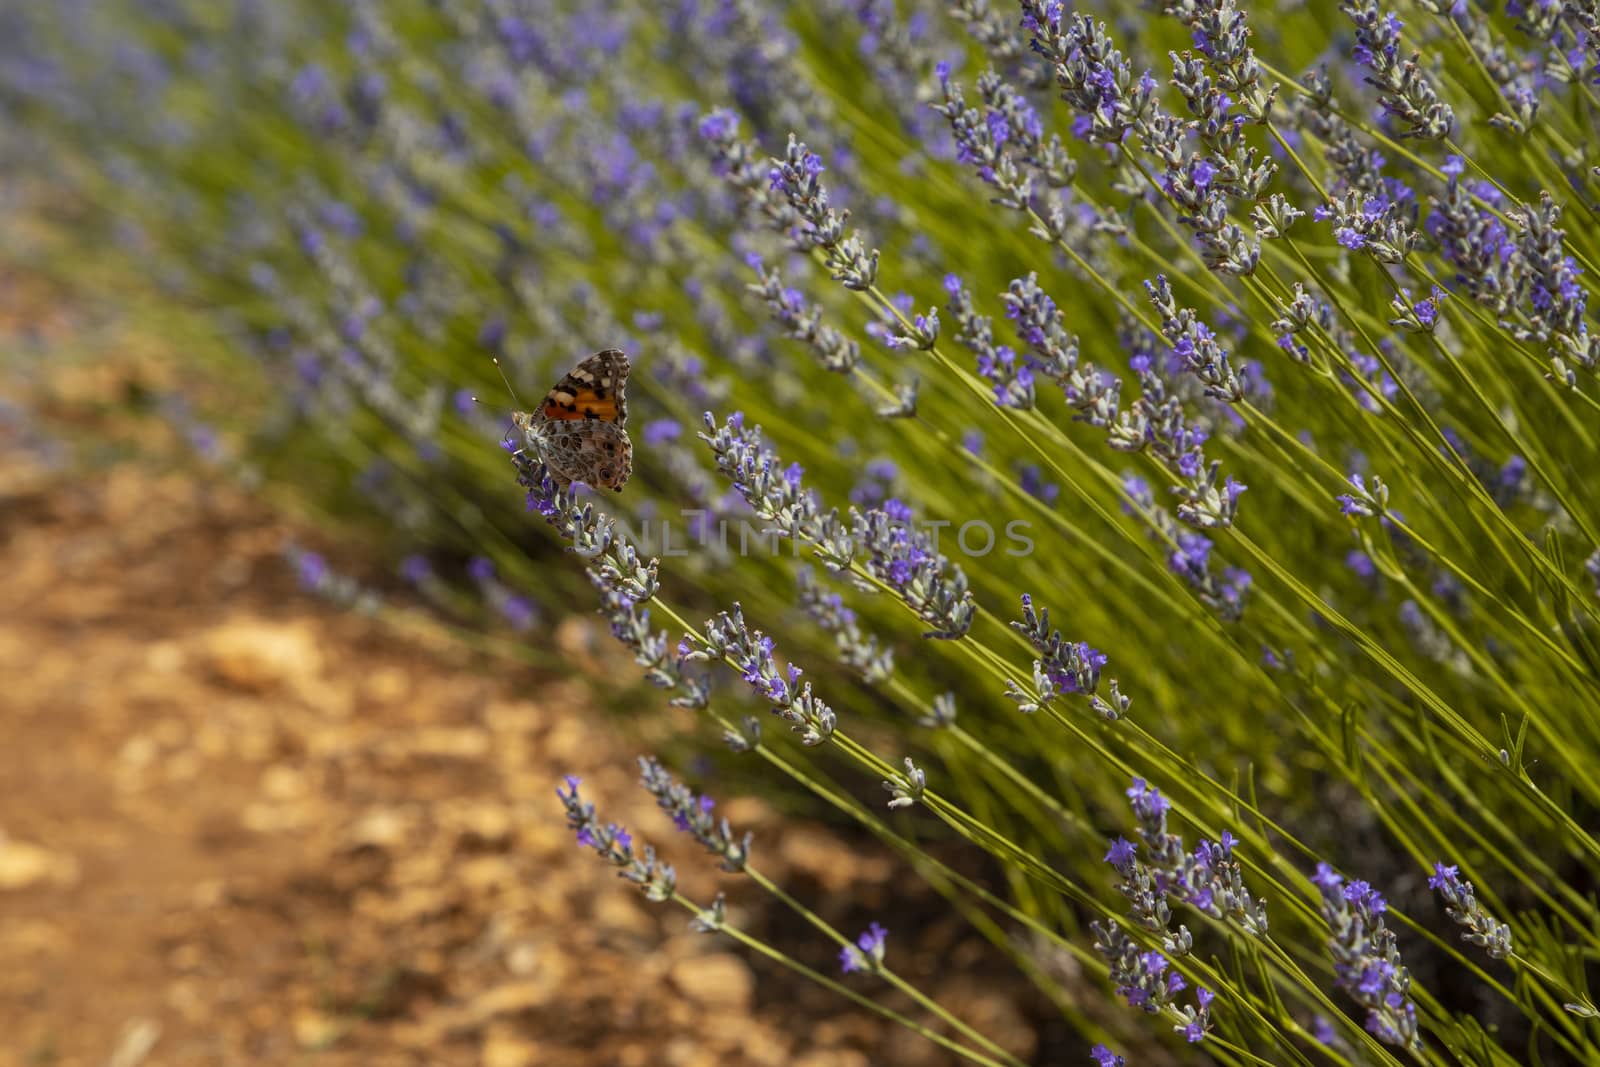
[0,445,782,1066]
[0,427,1045,1067]
[0,238,1045,1065]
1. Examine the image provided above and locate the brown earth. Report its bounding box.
[0,305,1044,1065]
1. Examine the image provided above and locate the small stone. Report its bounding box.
[407,726,491,759]
[593,890,654,937]
[469,979,555,1021]
[777,827,891,890]
[347,808,412,850]
[200,619,323,693]
[0,837,80,890]
[292,1008,340,1049]
[793,1050,870,1067]
[662,1037,719,1067]
[260,764,306,800]
[482,1026,543,1067]
[668,953,755,1012]
[362,665,410,703]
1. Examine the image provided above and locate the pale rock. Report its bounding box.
[457,855,516,892]
[0,836,80,889]
[722,795,772,826]
[593,890,654,936]
[668,952,755,1012]
[362,665,410,703]
[200,618,323,693]
[260,763,305,800]
[776,826,892,890]
[737,1022,795,1066]
[482,1025,543,1067]
[348,807,412,850]
[144,640,185,673]
[662,1037,719,1067]
[793,1050,870,1067]
[408,726,491,760]
[484,699,544,734]
[292,1008,340,1049]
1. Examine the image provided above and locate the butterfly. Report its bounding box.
[511,348,633,491]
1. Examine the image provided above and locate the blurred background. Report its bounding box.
[5,0,1600,1065]
[1,3,1066,1063]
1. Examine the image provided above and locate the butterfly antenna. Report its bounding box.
[472,356,527,411]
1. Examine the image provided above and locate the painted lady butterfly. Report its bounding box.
[511,348,633,491]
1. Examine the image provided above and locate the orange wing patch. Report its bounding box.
[540,388,622,422]
[537,348,629,424]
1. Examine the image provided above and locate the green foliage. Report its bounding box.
[8,0,1600,1062]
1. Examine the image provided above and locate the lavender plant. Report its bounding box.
[8,0,1600,1061]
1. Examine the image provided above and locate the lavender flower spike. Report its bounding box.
[1144,276,1243,403]
[1010,594,1129,719]
[700,412,855,567]
[1340,2,1454,140]
[1428,862,1512,959]
[1022,4,1160,146]
[682,604,838,745]
[1090,1045,1125,1067]
[638,756,752,872]
[1312,863,1422,1049]
[768,134,879,290]
[1091,918,1214,1039]
[883,756,926,809]
[1336,471,1389,517]
[746,254,861,372]
[557,775,676,902]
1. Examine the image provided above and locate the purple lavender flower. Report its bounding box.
[399,554,432,585]
[933,65,1076,211]
[681,603,837,745]
[1105,836,1139,872]
[638,756,751,872]
[944,274,1033,409]
[1113,777,1268,943]
[1017,463,1060,504]
[1089,1045,1125,1067]
[1144,276,1243,402]
[1124,476,1252,620]
[1336,472,1389,517]
[1005,274,1118,421]
[746,256,861,372]
[853,505,975,638]
[500,594,536,631]
[294,550,328,589]
[797,567,894,683]
[557,774,676,901]
[840,921,889,974]
[1342,0,1454,139]
[1008,594,1124,717]
[1389,284,1447,333]
[642,418,683,446]
[1091,919,1214,1039]
[1022,5,1159,145]
[1313,862,1421,1049]
[1428,862,1512,958]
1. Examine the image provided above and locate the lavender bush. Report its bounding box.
[6,0,1600,1061]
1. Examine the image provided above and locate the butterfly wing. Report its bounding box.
[540,417,633,491]
[537,348,629,426]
